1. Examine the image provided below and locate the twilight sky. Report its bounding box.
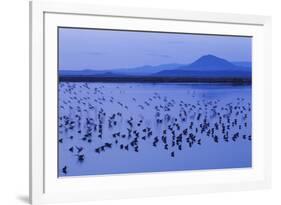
[59,27,252,71]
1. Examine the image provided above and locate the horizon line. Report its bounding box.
[59,59,252,71]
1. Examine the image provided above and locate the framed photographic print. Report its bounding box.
[29,1,272,204]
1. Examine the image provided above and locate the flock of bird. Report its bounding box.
[59,82,251,176]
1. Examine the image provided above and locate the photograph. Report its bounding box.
[58,27,252,177]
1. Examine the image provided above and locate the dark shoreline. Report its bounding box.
[59,76,252,85]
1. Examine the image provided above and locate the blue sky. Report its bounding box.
[59,28,252,71]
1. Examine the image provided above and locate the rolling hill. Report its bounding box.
[59,55,251,82]
[155,55,251,78]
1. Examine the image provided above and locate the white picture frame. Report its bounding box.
[29,1,272,204]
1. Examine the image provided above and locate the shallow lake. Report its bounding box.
[58,82,252,177]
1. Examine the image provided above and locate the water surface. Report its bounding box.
[58,82,252,177]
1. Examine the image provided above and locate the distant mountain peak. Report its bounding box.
[196,54,228,61]
[154,55,251,78]
[187,54,236,70]
[201,54,219,58]
[201,54,218,58]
